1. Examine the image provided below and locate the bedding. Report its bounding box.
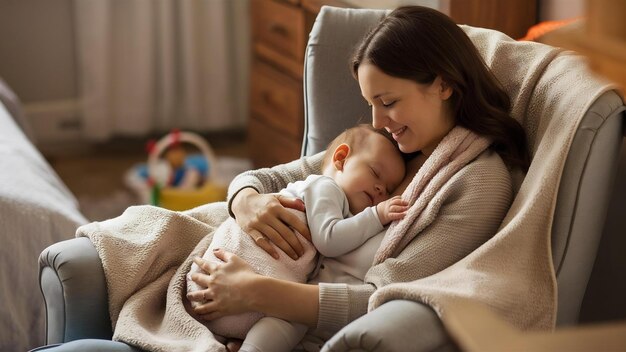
[0,80,87,351]
[0,77,36,142]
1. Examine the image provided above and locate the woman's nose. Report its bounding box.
[372,107,386,129]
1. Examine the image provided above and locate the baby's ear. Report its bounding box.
[332,143,351,171]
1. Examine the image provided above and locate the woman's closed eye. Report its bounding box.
[365,100,395,108]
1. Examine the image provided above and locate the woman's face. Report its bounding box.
[357,63,455,156]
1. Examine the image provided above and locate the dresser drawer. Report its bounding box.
[251,61,303,139]
[251,0,305,62]
[249,117,302,168]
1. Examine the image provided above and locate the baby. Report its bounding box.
[186,124,407,351]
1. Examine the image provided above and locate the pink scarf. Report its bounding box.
[374,126,492,264]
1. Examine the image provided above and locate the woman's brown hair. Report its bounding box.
[351,6,530,170]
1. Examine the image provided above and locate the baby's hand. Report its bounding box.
[376,196,409,225]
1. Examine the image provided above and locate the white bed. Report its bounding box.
[0,79,87,351]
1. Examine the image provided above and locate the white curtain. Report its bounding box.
[73,0,249,141]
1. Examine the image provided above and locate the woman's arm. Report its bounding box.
[226,153,324,213]
[190,152,513,333]
[188,250,319,327]
[252,276,320,327]
[227,153,324,259]
[189,250,377,331]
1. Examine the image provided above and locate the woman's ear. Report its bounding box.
[437,76,453,101]
[332,143,351,171]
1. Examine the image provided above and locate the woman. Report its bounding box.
[188,5,528,350]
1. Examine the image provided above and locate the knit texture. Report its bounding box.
[186,212,316,339]
[229,149,512,335]
[227,26,615,333]
[77,203,230,352]
[368,26,615,330]
[374,127,491,263]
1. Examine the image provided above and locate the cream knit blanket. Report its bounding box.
[186,212,316,340]
[77,203,231,352]
[369,25,616,330]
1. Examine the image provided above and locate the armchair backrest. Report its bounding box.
[302,8,385,156]
[302,6,625,326]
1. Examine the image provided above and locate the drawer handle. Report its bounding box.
[269,23,289,38]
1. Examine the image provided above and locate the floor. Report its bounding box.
[44,130,250,221]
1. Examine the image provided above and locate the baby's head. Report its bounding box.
[322,124,405,214]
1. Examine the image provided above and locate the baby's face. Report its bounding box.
[334,133,405,214]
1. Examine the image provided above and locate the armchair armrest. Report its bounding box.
[322,300,458,352]
[39,237,112,344]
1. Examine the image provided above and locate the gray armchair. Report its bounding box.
[36,7,625,352]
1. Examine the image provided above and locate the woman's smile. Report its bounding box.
[390,126,407,141]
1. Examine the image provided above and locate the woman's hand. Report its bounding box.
[187,249,260,321]
[231,188,310,260]
[189,249,321,327]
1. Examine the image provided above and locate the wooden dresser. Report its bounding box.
[248,0,536,168]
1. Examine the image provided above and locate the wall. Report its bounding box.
[0,0,77,102]
[0,0,586,101]
[538,0,585,21]
[0,0,586,145]
[0,0,251,146]
[0,0,81,143]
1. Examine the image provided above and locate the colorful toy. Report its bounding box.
[130,130,227,211]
